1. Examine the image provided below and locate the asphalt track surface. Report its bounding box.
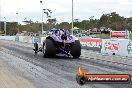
[0,40,132,88]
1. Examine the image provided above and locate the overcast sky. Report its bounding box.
[0,0,132,23]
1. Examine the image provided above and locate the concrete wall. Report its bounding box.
[0,36,16,41]
[101,39,132,57]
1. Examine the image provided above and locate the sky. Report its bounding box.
[0,0,132,23]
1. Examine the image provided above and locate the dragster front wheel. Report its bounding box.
[33,42,38,54]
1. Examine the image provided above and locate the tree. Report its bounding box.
[6,22,18,35]
[57,22,71,30]
[98,14,109,27]
[99,12,125,31]
[47,18,57,24]
[5,12,132,34]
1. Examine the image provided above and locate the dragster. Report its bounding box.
[33,28,81,58]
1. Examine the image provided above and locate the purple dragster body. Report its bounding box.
[49,29,75,43]
[34,28,81,58]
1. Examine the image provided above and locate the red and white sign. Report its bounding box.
[110,31,129,39]
[79,38,102,48]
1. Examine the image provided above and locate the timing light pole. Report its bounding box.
[72,0,74,35]
[4,17,6,35]
[40,1,44,35]
[16,12,19,33]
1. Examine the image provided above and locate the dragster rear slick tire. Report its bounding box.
[70,40,81,58]
[43,39,56,58]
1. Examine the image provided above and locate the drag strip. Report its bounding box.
[0,40,132,88]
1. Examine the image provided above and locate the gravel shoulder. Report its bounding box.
[0,58,36,88]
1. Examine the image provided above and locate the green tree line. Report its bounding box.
[5,12,132,35]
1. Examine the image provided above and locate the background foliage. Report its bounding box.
[4,12,132,35]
